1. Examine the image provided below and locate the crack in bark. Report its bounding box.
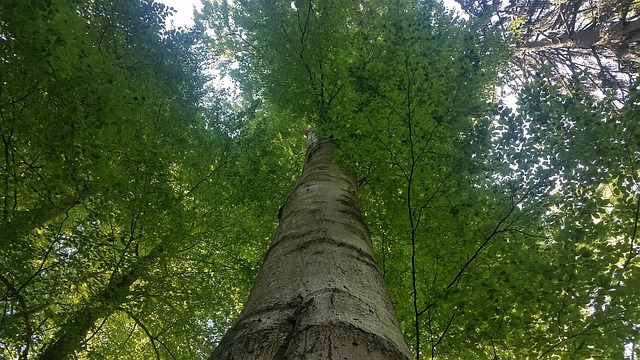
[274,296,314,359]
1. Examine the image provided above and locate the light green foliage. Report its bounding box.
[323,2,511,357]
[1,0,638,358]
[488,74,639,358]
[0,0,279,358]
[200,0,357,123]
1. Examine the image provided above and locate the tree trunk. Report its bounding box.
[37,244,164,360]
[209,137,412,360]
[0,189,89,247]
[520,19,640,51]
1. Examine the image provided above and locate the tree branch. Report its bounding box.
[124,309,161,360]
[0,272,32,360]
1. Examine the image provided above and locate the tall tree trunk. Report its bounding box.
[209,137,412,360]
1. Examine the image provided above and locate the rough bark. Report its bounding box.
[209,138,412,360]
[37,244,164,360]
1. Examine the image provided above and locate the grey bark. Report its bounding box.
[209,138,412,360]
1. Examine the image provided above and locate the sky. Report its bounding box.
[159,0,202,28]
[159,0,468,28]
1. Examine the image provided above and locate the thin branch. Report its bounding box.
[124,309,161,360]
[0,273,32,360]
[184,156,230,198]
[414,161,460,231]
[536,318,623,359]
[433,311,456,350]
[84,315,111,345]
[364,112,409,181]
[446,165,558,289]
[155,338,178,360]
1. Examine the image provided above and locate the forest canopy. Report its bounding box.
[0,0,638,359]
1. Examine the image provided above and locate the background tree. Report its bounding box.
[456,0,639,94]
[0,0,286,358]
[496,73,639,358]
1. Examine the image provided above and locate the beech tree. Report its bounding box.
[202,0,638,358]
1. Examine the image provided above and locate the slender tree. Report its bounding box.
[37,244,164,360]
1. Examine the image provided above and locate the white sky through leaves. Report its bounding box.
[159,0,467,27]
[160,0,202,28]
